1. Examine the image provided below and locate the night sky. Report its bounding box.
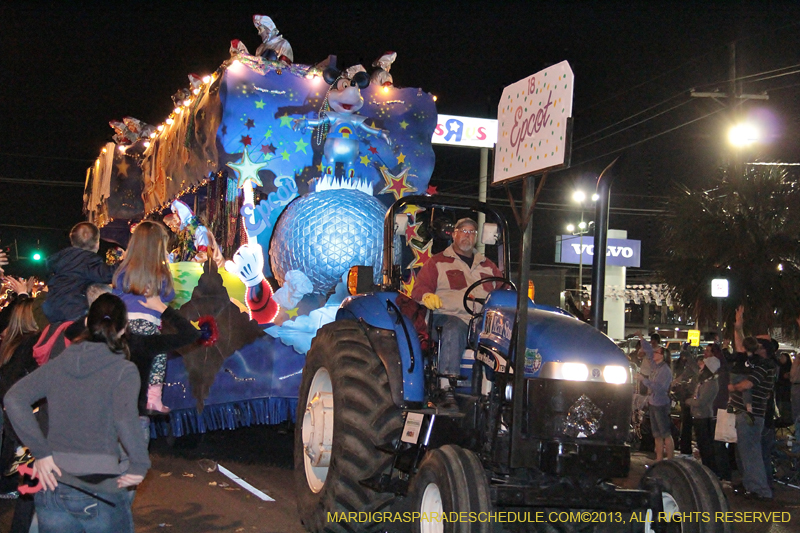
[3,1,800,276]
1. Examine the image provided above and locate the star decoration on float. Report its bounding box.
[378,166,416,200]
[285,307,299,319]
[241,135,252,146]
[407,240,433,270]
[294,138,309,154]
[245,118,255,129]
[116,159,130,177]
[279,114,293,127]
[405,220,422,242]
[227,148,266,189]
[396,152,406,164]
[255,100,265,109]
[360,155,370,167]
[261,143,276,155]
[403,204,426,218]
[400,120,409,130]
[368,146,379,155]
[426,185,438,195]
[401,273,415,297]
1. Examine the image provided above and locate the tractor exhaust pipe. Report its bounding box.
[590,158,618,332]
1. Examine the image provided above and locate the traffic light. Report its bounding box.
[32,251,42,261]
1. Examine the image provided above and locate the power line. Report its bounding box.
[574,99,694,150]
[746,68,800,84]
[0,223,67,231]
[571,106,729,169]
[0,152,94,163]
[574,92,690,144]
[0,177,85,188]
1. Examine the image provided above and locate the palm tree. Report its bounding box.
[658,165,800,337]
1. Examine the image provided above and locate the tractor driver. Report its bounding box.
[411,217,503,410]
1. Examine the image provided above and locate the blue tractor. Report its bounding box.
[294,196,729,533]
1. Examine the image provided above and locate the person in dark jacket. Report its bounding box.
[673,348,699,455]
[5,293,149,533]
[685,355,720,475]
[41,222,117,323]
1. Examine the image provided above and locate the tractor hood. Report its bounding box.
[479,290,629,380]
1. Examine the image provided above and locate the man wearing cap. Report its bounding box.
[411,217,502,409]
[727,306,777,501]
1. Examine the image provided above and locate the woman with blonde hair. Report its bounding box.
[112,220,175,414]
[0,297,41,500]
[0,299,39,370]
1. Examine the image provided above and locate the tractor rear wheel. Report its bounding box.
[640,458,730,533]
[295,320,404,532]
[410,445,492,533]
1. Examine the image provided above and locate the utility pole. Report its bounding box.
[690,42,768,180]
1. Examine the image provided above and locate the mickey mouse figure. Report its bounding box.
[294,65,391,179]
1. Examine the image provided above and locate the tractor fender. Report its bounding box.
[337,292,425,405]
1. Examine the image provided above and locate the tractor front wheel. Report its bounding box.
[410,445,492,533]
[294,320,404,532]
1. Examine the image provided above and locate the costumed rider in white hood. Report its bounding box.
[165,200,224,268]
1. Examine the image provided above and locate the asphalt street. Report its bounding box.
[0,424,797,532]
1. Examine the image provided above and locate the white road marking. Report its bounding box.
[217,464,275,502]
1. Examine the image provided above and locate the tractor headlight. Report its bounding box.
[603,365,628,384]
[561,363,589,381]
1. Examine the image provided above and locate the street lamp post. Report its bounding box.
[568,190,598,298]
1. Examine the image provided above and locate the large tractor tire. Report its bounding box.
[295,320,404,533]
[410,445,492,533]
[640,458,731,533]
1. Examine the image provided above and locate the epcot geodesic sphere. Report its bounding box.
[269,189,384,294]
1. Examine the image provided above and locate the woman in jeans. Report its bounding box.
[5,293,149,533]
[635,331,674,461]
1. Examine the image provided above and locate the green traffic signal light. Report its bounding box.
[32,252,42,261]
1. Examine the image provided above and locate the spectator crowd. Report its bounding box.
[0,217,206,533]
[631,307,800,502]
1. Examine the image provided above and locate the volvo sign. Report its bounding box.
[556,235,641,268]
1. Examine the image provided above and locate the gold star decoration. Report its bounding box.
[403,204,426,219]
[116,159,130,177]
[360,155,370,167]
[396,152,406,164]
[401,273,415,297]
[226,149,266,188]
[399,120,409,130]
[378,166,416,200]
[285,307,299,319]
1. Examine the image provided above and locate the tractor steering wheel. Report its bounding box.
[462,276,516,316]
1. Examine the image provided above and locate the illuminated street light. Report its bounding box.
[569,189,597,294]
[728,123,760,147]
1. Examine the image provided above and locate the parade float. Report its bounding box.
[83,15,437,436]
